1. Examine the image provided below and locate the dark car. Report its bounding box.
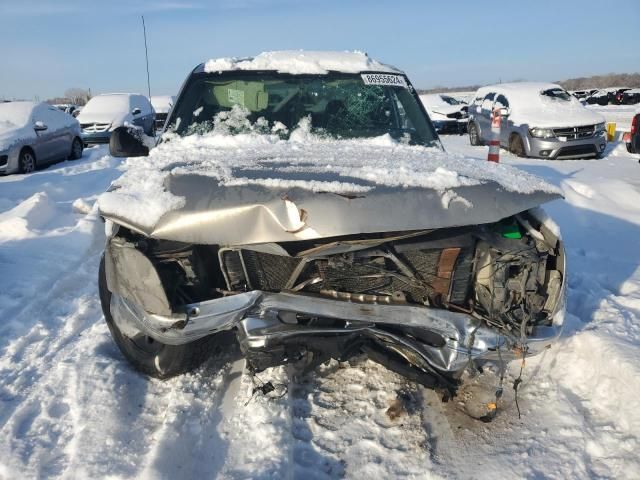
[625,113,640,155]
[613,88,632,105]
[585,89,610,105]
[621,89,640,105]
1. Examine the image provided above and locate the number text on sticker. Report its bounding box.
[361,74,408,88]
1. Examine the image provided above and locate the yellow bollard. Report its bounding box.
[606,122,616,142]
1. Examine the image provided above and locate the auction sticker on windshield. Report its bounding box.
[361,73,408,88]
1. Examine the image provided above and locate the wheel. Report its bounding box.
[468,122,481,146]
[18,148,36,174]
[509,134,526,157]
[627,143,635,154]
[69,137,83,160]
[98,255,222,378]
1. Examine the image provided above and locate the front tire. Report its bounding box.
[509,134,526,158]
[69,137,83,160]
[18,148,36,174]
[468,122,481,146]
[98,255,221,379]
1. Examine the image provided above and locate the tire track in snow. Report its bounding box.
[0,252,107,477]
[285,359,436,479]
[135,348,242,480]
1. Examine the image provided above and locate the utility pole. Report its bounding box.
[142,16,151,98]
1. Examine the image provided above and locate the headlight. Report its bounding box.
[595,122,606,132]
[529,127,555,139]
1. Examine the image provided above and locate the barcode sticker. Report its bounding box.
[361,73,408,88]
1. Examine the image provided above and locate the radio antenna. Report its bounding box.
[142,15,151,98]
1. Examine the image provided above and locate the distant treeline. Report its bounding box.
[557,73,640,90]
[418,73,640,94]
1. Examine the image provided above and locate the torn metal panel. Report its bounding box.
[100,173,562,245]
[105,238,172,316]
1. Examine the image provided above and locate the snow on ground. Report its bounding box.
[586,104,637,132]
[0,121,639,479]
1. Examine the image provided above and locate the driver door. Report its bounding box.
[493,94,511,146]
[30,104,58,163]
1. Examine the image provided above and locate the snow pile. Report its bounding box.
[98,114,560,229]
[204,50,400,75]
[0,192,58,242]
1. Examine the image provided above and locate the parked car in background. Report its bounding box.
[621,89,640,105]
[468,82,607,159]
[625,112,640,154]
[419,93,468,134]
[612,88,631,105]
[0,101,83,174]
[77,93,155,145]
[53,104,81,116]
[585,87,632,106]
[585,89,610,106]
[570,89,597,100]
[150,95,175,131]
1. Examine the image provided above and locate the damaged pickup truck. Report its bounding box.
[97,51,565,401]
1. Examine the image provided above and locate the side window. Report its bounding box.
[390,90,414,131]
[481,93,495,113]
[30,104,44,124]
[130,96,141,113]
[32,105,68,129]
[136,96,151,114]
[494,94,509,109]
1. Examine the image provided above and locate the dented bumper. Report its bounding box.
[110,288,564,375]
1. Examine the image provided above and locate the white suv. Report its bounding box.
[468,82,607,159]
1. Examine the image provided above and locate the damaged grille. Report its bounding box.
[220,243,476,308]
[217,223,563,337]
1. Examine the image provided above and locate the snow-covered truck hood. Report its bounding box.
[98,132,562,245]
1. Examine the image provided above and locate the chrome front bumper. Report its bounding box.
[525,132,607,159]
[110,290,564,374]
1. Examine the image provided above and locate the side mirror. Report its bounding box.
[109,126,149,157]
[132,107,142,115]
[34,121,48,131]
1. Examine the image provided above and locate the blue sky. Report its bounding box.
[1,0,638,100]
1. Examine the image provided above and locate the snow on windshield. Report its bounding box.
[98,112,560,230]
[204,50,399,75]
[0,102,34,133]
[81,95,130,116]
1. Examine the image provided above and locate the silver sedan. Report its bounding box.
[0,101,83,175]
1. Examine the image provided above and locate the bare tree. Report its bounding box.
[64,88,91,106]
